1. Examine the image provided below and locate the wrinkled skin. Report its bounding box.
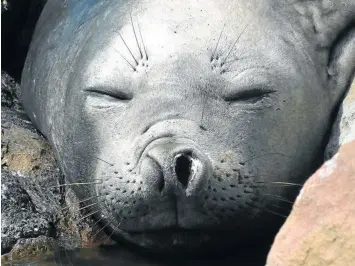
[21,0,355,253]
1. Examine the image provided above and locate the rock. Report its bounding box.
[325,78,355,159]
[1,170,58,254]
[267,140,355,266]
[1,71,21,110]
[1,73,114,261]
[1,105,61,255]
[1,236,56,265]
[1,108,58,179]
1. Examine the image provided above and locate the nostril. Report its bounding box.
[175,153,192,188]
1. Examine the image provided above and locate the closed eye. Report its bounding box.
[224,87,276,104]
[84,87,133,101]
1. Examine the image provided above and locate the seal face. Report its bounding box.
[21,0,355,252]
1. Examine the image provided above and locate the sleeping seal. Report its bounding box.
[21,0,355,253]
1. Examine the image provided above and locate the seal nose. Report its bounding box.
[144,142,211,195]
[174,152,193,188]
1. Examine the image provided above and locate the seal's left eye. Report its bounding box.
[224,87,275,104]
[84,88,132,101]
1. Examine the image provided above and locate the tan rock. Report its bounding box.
[267,140,355,266]
[1,236,55,265]
[1,116,56,177]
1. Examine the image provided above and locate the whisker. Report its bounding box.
[61,188,123,211]
[91,217,116,241]
[223,39,263,65]
[51,182,102,188]
[263,208,288,218]
[222,52,251,66]
[117,32,139,65]
[115,49,137,71]
[211,23,226,60]
[104,231,115,245]
[77,201,104,212]
[76,209,100,223]
[92,155,114,166]
[130,13,143,59]
[221,20,251,65]
[92,215,105,228]
[270,204,291,211]
[255,181,303,187]
[138,22,148,60]
[245,202,288,218]
[263,193,294,204]
[60,195,104,211]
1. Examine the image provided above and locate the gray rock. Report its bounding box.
[1,71,21,110]
[1,170,57,254]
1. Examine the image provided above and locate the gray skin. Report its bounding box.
[21,0,355,253]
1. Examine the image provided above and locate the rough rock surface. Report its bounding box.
[1,169,57,254]
[1,71,21,110]
[325,79,355,159]
[1,236,56,265]
[267,140,355,266]
[1,108,58,178]
[1,72,114,263]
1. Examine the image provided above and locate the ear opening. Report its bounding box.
[327,25,355,98]
[292,0,355,98]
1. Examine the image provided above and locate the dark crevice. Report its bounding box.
[1,0,47,80]
[157,171,165,193]
[175,154,192,188]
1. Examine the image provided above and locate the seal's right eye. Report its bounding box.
[84,88,132,102]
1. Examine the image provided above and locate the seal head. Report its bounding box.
[21,0,355,252]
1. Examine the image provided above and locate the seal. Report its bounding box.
[21,0,355,253]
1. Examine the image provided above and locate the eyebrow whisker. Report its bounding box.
[117,32,139,66]
[221,20,251,66]
[211,23,226,60]
[115,49,137,71]
[137,22,148,60]
[130,13,143,59]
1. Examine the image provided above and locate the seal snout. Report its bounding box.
[145,141,211,195]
